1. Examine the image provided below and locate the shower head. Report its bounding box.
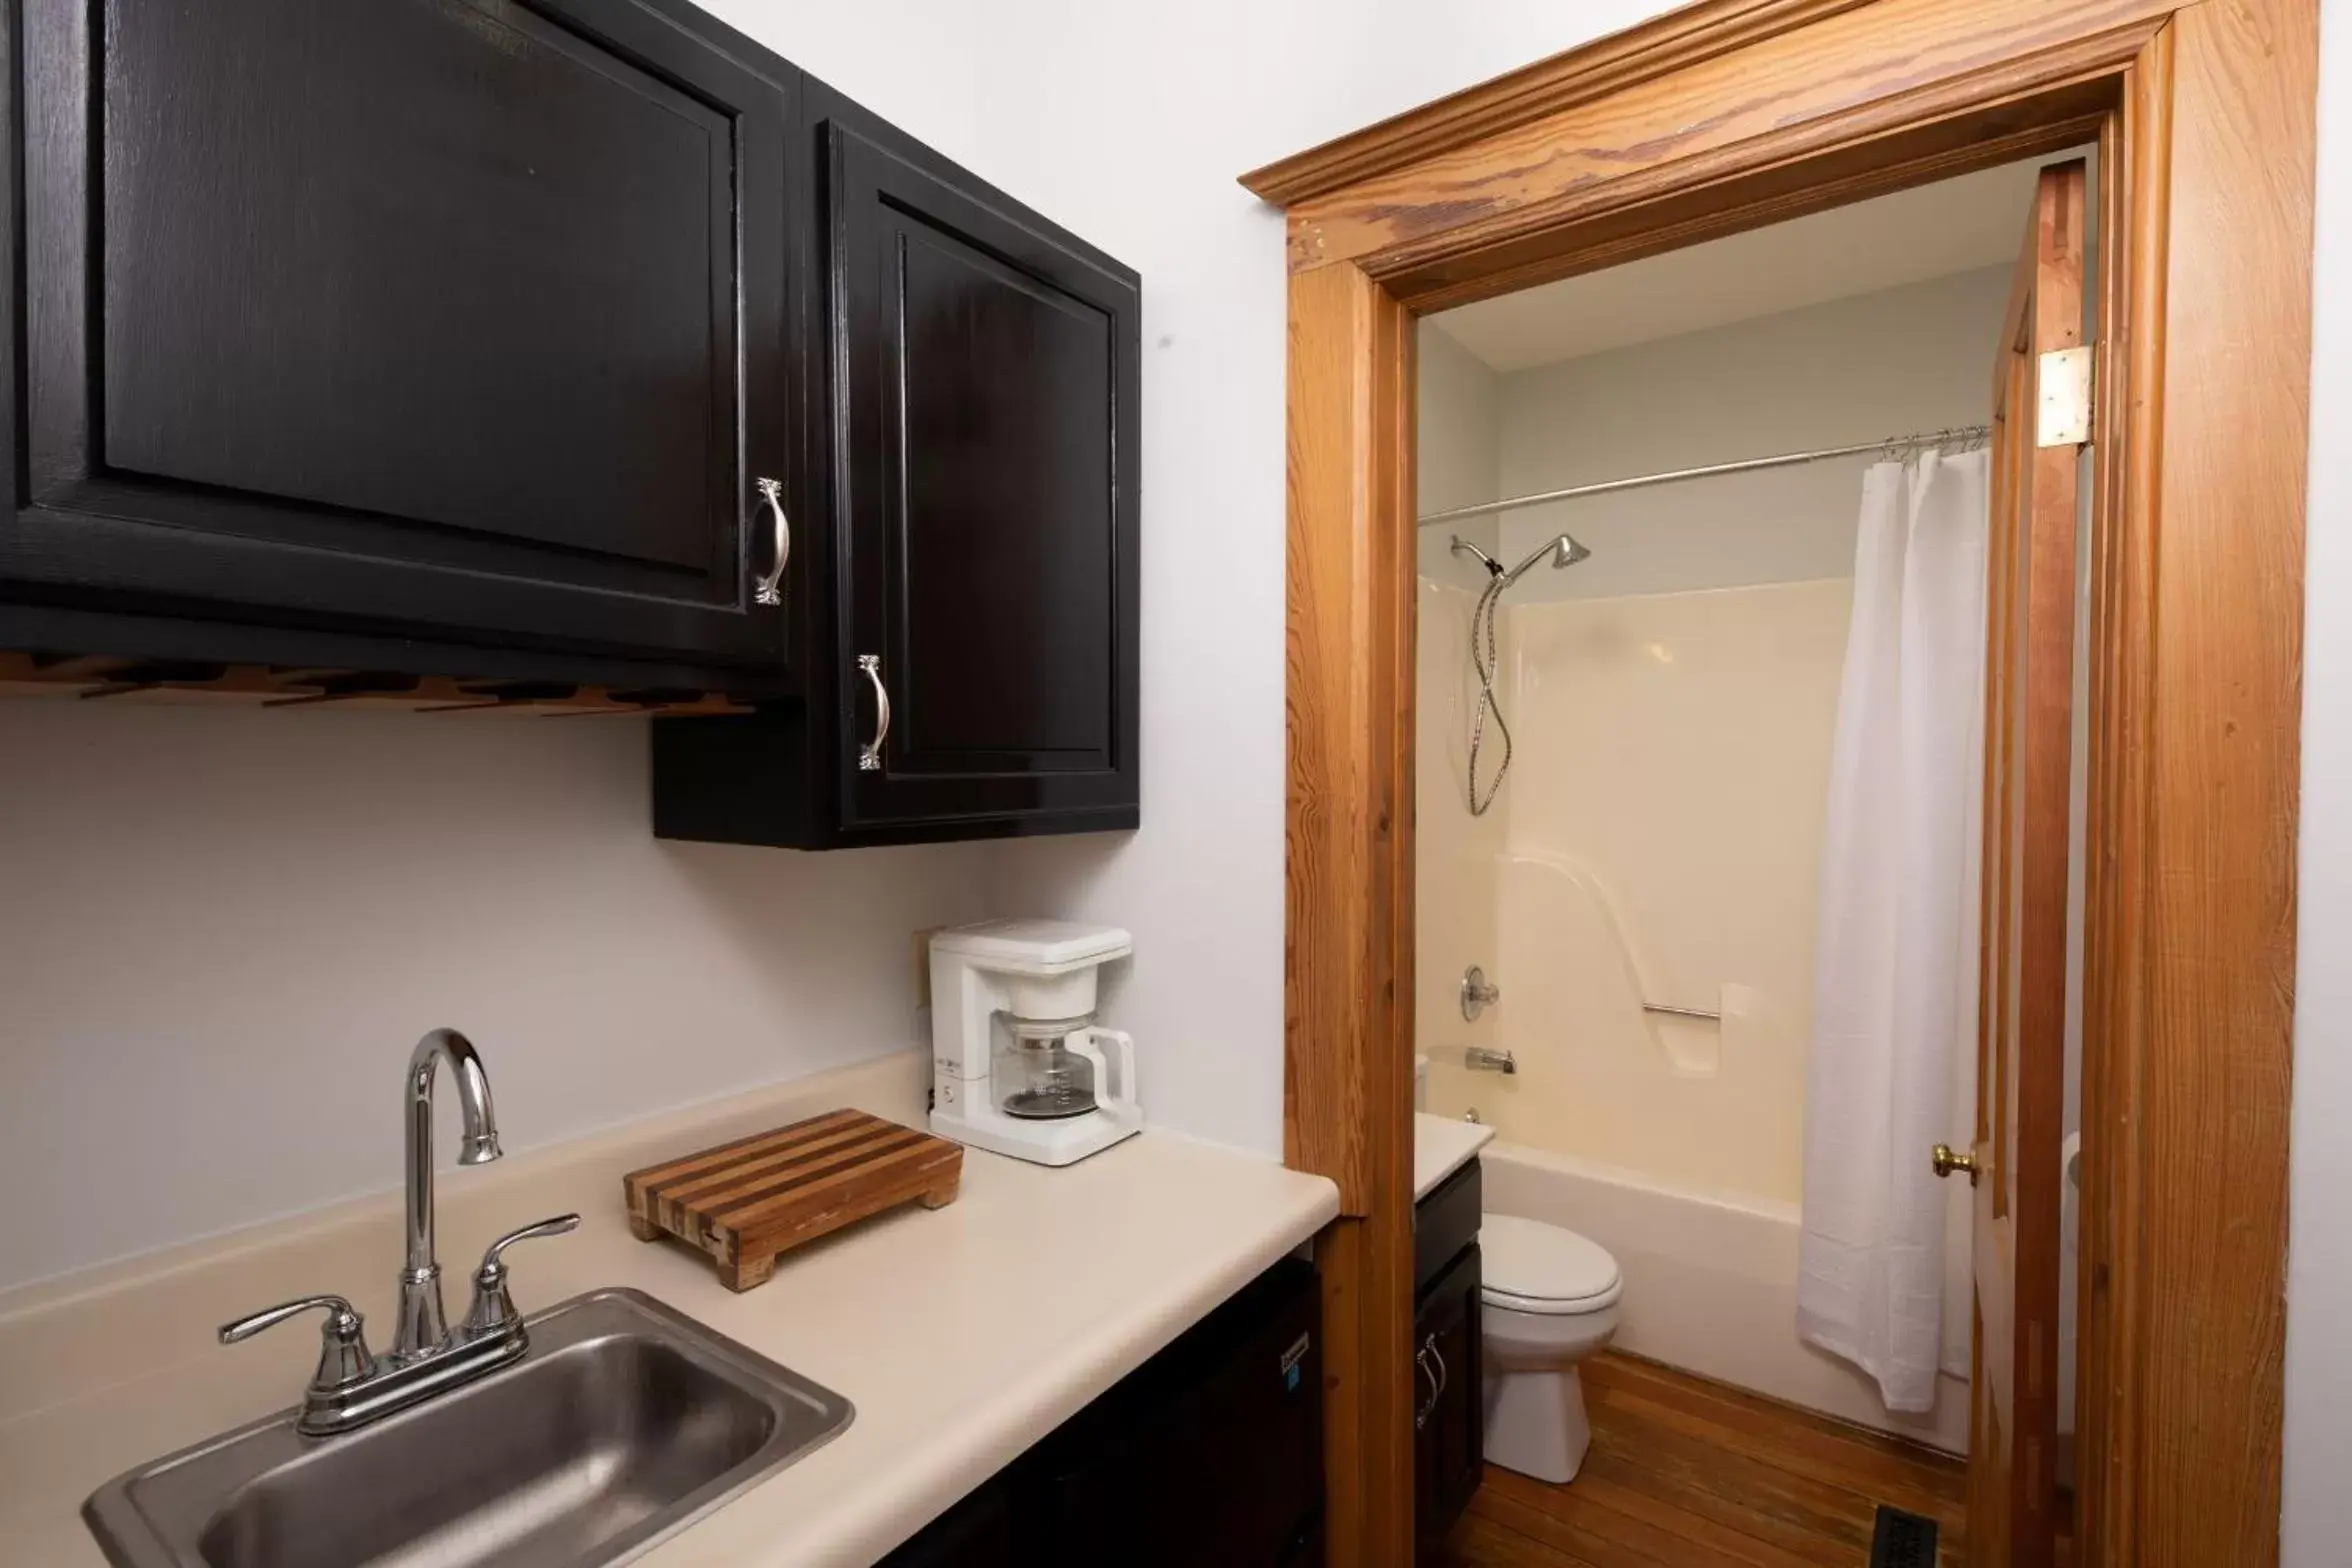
[1499,532,1593,587]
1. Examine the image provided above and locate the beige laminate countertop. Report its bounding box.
[0,1053,1339,1567]
[1414,1111,1496,1202]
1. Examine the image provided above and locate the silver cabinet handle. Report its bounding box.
[857,654,890,772]
[1413,1333,1441,1429]
[752,477,791,607]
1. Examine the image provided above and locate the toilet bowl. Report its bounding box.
[1479,1213,1623,1484]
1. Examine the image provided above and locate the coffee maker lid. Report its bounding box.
[932,918,1133,968]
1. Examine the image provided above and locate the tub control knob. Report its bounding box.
[1460,965,1501,1022]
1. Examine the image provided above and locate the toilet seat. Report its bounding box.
[1480,1214,1622,1315]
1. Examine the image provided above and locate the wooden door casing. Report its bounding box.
[1257,3,2314,1563]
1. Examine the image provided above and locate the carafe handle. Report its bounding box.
[1073,1026,1139,1122]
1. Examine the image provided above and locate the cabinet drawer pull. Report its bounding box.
[751,477,791,607]
[856,653,891,772]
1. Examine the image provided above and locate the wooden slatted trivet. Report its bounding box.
[623,1108,962,1291]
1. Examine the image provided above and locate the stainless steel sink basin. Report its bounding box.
[84,1288,853,1568]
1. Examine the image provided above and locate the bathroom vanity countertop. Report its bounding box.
[1416,1111,1497,1201]
[0,1053,1339,1567]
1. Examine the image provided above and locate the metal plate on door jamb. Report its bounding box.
[2038,345,2093,447]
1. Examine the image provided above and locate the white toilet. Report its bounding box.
[1479,1213,1624,1484]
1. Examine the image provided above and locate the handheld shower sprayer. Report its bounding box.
[1457,531,1591,815]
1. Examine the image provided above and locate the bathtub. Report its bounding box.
[1479,1138,1971,1454]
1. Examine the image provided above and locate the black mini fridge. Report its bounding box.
[881,1257,1324,1566]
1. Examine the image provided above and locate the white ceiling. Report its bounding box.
[1430,157,2066,372]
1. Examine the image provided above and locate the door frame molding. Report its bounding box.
[1248,1,2314,1562]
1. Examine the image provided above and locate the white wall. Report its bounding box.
[2285,0,2352,1559]
[0,704,1004,1286]
[1416,323,1504,579]
[1482,265,2014,601]
[0,1,1662,1293]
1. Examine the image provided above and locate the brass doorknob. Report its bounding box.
[1931,1143,1979,1183]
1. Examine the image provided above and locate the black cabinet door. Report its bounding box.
[1415,1244,1484,1556]
[5,0,799,674]
[820,103,1139,834]
[874,1258,1320,1566]
[874,1478,1020,1568]
[1039,1256,1320,1567]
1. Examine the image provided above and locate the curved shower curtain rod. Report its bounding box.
[1416,425,1993,528]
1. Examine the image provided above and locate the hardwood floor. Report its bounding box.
[1430,1352,1967,1568]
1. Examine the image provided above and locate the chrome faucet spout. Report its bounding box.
[218,1027,575,1434]
[396,1028,501,1360]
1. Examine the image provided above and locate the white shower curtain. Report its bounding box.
[1797,448,1990,1414]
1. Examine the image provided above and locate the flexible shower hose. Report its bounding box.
[1467,572,1512,816]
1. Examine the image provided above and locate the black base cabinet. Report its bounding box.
[1413,1160,1486,1556]
[0,0,1138,847]
[880,1258,1323,1568]
[1415,1245,1485,1557]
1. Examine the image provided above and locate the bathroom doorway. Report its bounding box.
[1255,3,2311,1564]
[1410,147,2090,1560]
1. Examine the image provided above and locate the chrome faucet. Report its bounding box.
[218,1029,579,1435]
[395,1027,503,1360]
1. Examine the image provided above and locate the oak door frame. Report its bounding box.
[1250,3,2314,1565]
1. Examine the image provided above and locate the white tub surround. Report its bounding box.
[1415,1112,1497,1201]
[0,1052,1340,1568]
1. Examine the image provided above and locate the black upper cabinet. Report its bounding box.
[5,0,800,675]
[650,86,1140,845]
[1,0,1138,844]
[824,101,1140,834]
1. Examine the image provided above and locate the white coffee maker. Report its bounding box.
[928,919,1139,1166]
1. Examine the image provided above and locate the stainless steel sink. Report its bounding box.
[84,1288,853,1568]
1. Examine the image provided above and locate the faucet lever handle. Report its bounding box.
[479,1212,582,1271]
[463,1213,581,1339]
[219,1294,373,1391]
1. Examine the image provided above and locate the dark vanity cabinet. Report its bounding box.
[1416,1246,1485,1554]
[0,0,1138,845]
[1414,1159,1485,1554]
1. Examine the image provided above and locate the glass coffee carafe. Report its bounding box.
[993,1014,1102,1120]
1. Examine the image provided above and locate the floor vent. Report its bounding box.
[1869,1504,1940,1568]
